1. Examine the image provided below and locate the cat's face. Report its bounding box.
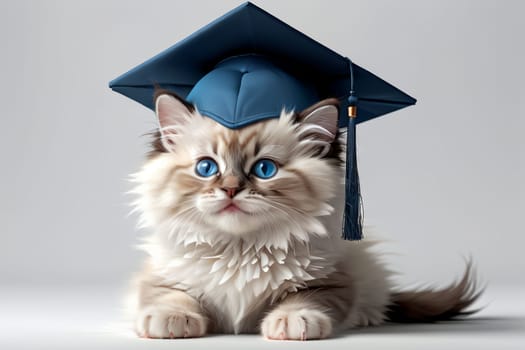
[134,93,342,239]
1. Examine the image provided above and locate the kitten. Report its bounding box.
[126,91,480,340]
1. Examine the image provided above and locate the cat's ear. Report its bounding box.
[296,98,340,144]
[155,93,194,151]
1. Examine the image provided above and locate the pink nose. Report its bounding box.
[221,175,241,198]
[222,187,238,198]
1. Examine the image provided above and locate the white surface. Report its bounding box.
[1,284,524,350]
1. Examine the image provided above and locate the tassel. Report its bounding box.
[342,91,363,240]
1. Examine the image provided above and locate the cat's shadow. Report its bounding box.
[334,316,525,338]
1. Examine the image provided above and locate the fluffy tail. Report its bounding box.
[386,262,483,323]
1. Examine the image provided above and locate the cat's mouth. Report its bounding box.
[218,202,248,215]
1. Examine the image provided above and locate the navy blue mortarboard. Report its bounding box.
[109,2,416,241]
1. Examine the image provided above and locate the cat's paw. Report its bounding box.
[261,308,333,341]
[136,305,207,339]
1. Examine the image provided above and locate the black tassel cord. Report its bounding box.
[342,107,363,240]
[342,58,363,240]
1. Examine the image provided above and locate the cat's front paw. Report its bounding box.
[136,305,207,339]
[261,308,333,341]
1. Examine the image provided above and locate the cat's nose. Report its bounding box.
[222,187,239,198]
[221,175,241,198]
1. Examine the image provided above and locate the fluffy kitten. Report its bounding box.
[126,91,480,340]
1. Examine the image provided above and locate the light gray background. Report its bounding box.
[0,0,524,349]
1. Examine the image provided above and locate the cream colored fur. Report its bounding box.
[126,95,397,339]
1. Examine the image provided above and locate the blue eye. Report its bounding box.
[195,158,219,177]
[252,159,278,179]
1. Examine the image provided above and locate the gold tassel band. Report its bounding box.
[348,105,357,118]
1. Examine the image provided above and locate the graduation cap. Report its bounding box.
[109,2,416,240]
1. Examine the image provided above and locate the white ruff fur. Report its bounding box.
[127,106,392,334]
[140,227,338,332]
